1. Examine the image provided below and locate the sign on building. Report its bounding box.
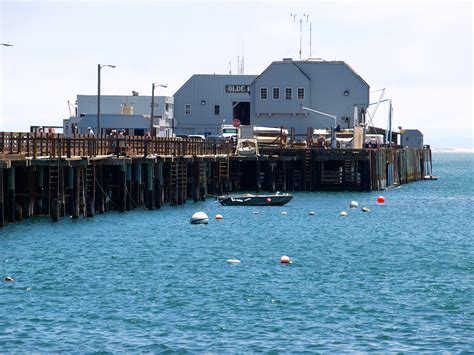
[225,85,250,93]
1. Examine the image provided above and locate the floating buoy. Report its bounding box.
[280,255,291,263]
[340,211,348,216]
[349,201,359,208]
[215,214,223,220]
[226,259,241,264]
[377,196,385,204]
[362,207,370,212]
[190,212,209,224]
[253,211,259,214]
[309,211,315,216]
[3,276,14,282]
[281,211,288,215]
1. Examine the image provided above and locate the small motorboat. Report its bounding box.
[217,193,293,206]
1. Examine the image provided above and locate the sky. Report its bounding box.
[0,0,472,149]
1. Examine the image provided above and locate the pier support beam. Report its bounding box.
[145,162,154,210]
[119,164,127,212]
[7,167,15,223]
[86,164,96,218]
[0,168,4,227]
[72,166,81,219]
[126,163,132,211]
[193,160,200,202]
[134,161,143,207]
[154,160,163,209]
[255,160,261,192]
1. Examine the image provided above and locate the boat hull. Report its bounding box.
[218,194,293,206]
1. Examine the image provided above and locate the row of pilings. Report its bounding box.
[0,146,432,228]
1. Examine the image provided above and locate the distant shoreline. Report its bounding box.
[431,147,474,153]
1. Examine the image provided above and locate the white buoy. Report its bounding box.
[281,211,288,215]
[215,214,223,220]
[340,211,348,216]
[280,255,292,264]
[362,207,370,212]
[253,211,259,214]
[309,211,315,216]
[349,201,359,208]
[226,259,241,264]
[190,211,209,224]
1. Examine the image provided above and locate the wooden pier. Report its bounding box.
[0,132,433,228]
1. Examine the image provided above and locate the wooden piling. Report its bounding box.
[0,167,4,227]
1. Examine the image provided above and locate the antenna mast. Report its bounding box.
[291,13,309,59]
[309,22,312,57]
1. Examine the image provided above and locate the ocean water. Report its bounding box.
[1,153,473,352]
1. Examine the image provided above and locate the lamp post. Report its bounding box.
[150,83,168,136]
[97,64,116,135]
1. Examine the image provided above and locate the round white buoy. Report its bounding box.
[340,211,348,217]
[190,212,209,224]
[281,211,288,215]
[349,201,359,208]
[309,211,315,216]
[3,276,14,282]
[253,211,259,214]
[215,214,223,220]
[280,255,292,264]
[362,207,370,212]
[226,259,241,264]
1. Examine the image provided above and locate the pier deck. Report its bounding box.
[0,132,432,227]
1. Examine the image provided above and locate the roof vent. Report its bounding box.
[282,58,293,61]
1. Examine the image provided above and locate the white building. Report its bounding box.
[65,92,174,137]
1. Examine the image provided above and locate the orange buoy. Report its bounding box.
[215,214,223,220]
[377,196,385,204]
[340,211,348,216]
[280,255,291,263]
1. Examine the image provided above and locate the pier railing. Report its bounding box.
[0,132,233,159]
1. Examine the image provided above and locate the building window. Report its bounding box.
[260,87,268,100]
[285,87,292,100]
[272,87,280,100]
[214,105,220,115]
[297,87,305,100]
[185,104,191,115]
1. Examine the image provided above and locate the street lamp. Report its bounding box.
[97,64,116,135]
[150,82,168,136]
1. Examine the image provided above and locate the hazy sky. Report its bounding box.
[0,0,472,149]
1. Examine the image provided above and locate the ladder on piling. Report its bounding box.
[304,149,312,191]
[48,163,59,221]
[170,160,178,205]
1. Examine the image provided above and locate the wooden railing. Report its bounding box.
[0,132,233,159]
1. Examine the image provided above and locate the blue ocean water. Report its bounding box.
[1,153,473,352]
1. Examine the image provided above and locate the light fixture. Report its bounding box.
[343,90,350,96]
[201,100,206,105]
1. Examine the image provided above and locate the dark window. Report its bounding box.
[297,88,305,100]
[273,87,280,100]
[285,87,292,100]
[214,105,220,115]
[185,104,191,115]
[260,87,268,100]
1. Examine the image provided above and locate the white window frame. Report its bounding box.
[272,87,280,100]
[185,104,191,115]
[260,87,268,100]
[285,87,292,100]
[297,87,305,100]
